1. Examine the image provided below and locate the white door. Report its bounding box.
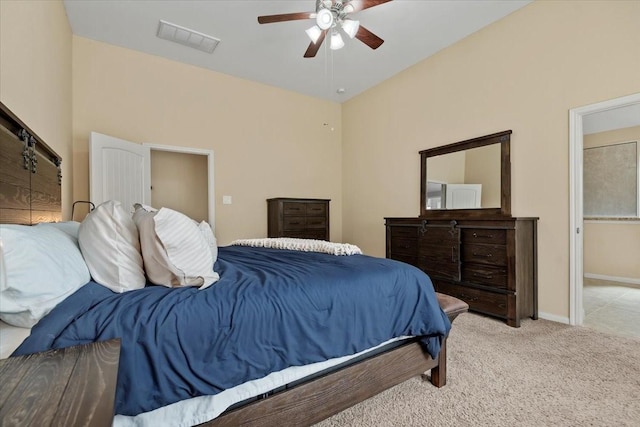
[90,132,151,214]
[446,184,482,209]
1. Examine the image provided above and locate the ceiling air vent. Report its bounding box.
[156,20,220,54]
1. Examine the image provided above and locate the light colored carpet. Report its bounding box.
[317,313,640,427]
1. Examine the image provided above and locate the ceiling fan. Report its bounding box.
[257,0,392,58]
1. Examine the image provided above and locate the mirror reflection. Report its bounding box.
[425,143,501,210]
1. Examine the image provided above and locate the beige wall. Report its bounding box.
[583,125,640,280]
[427,151,466,184]
[72,37,342,245]
[0,0,73,219]
[150,150,209,223]
[464,144,501,208]
[584,125,640,149]
[342,0,640,319]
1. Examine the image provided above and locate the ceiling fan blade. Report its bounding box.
[304,31,327,58]
[257,12,315,24]
[355,26,384,49]
[344,0,392,13]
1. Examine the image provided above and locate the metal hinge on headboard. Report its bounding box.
[54,157,62,185]
[17,128,37,173]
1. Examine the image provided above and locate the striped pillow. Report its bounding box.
[78,200,145,293]
[133,206,219,290]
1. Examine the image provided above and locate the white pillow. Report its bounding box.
[197,220,218,264]
[78,200,145,293]
[133,205,219,290]
[0,224,91,328]
[39,221,81,239]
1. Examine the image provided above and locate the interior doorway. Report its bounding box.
[569,92,640,326]
[145,143,215,228]
[150,150,209,223]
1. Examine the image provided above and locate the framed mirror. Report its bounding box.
[420,130,512,218]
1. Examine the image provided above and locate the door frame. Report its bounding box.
[144,143,215,230]
[568,92,640,326]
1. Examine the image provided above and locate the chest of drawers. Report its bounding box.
[385,217,537,327]
[268,198,330,240]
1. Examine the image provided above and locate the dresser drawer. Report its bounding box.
[462,243,507,266]
[390,226,420,238]
[305,203,327,216]
[305,217,327,229]
[283,216,306,230]
[283,217,327,231]
[391,237,418,255]
[461,228,507,245]
[283,203,306,215]
[434,281,508,317]
[462,264,508,289]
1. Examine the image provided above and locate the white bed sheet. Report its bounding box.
[113,335,409,427]
[0,320,31,359]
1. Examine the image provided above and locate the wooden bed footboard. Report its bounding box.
[203,293,468,427]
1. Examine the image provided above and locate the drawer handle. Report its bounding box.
[472,252,493,258]
[472,232,494,239]
[289,221,301,225]
[472,273,493,280]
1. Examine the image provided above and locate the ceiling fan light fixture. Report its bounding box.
[341,19,360,39]
[305,25,323,43]
[316,8,334,30]
[330,31,345,50]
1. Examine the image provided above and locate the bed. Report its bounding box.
[0,102,468,426]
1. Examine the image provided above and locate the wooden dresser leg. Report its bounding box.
[429,339,447,387]
[507,317,521,328]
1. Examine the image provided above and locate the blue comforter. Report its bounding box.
[13,246,451,416]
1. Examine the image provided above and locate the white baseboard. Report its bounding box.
[538,312,570,325]
[584,273,640,287]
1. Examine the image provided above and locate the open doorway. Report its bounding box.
[150,150,208,222]
[145,144,214,228]
[569,93,640,330]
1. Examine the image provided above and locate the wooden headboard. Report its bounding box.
[0,102,62,224]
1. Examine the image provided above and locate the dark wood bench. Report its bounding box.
[438,291,470,323]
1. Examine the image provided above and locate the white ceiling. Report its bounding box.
[63,0,532,103]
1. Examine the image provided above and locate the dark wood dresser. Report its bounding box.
[0,339,121,426]
[386,217,537,327]
[267,198,330,240]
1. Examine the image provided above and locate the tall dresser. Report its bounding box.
[386,217,537,327]
[267,198,330,240]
